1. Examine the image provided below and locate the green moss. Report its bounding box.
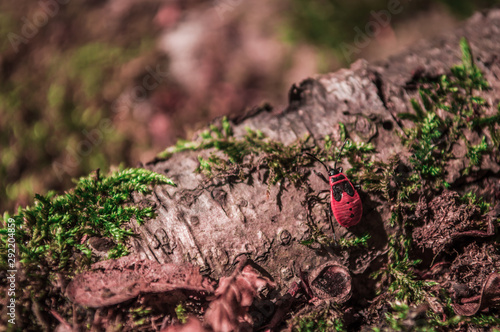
[0,167,174,330]
[382,302,416,332]
[360,37,500,229]
[130,305,153,327]
[366,38,500,330]
[372,236,438,304]
[160,116,317,190]
[175,303,188,324]
[460,192,491,215]
[464,136,489,175]
[375,289,500,331]
[1,167,174,271]
[399,38,497,185]
[292,305,345,332]
[468,314,500,327]
[337,233,371,248]
[301,230,370,249]
[378,302,443,332]
[159,116,377,193]
[380,304,500,331]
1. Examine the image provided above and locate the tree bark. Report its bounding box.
[129,10,500,288]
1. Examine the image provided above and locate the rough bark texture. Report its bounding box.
[129,10,500,290]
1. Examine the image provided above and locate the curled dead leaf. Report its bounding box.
[204,261,276,332]
[161,258,276,332]
[66,255,215,308]
[452,272,500,316]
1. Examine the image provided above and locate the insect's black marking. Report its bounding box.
[344,181,354,196]
[350,213,354,218]
[332,174,345,183]
[332,185,343,202]
[333,180,356,200]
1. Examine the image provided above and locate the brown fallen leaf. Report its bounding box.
[66,255,215,308]
[204,259,276,332]
[163,257,276,332]
[452,272,500,316]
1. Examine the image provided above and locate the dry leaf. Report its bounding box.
[66,255,215,308]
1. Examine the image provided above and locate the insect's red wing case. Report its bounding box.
[330,174,362,228]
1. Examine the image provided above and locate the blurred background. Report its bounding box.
[1,0,499,213]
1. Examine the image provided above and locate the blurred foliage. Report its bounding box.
[0,13,15,52]
[0,41,132,210]
[284,0,500,66]
[439,0,500,17]
[0,2,160,214]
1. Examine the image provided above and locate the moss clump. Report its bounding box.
[159,116,317,189]
[378,302,500,332]
[158,114,375,191]
[175,303,188,324]
[1,167,175,270]
[399,38,497,185]
[130,305,153,327]
[301,232,370,248]
[372,235,438,304]
[319,133,376,179]
[360,38,499,227]
[301,217,371,249]
[291,305,345,332]
[0,167,174,330]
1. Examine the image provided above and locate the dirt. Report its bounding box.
[412,191,493,255]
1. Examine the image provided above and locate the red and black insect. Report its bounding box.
[307,140,362,228]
